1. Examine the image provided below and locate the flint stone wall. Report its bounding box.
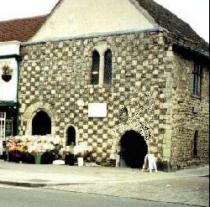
[18,31,209,169]
[170,54,209,170]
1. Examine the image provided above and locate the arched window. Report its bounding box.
[66,126,76,146]
[193,131,198,158]
[32,111,51,135]
[91,50,100,85]
[104,49,112,84]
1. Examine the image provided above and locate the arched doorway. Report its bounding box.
[66,126,76,146]
[120,130,148,169]
[32,111,51,135]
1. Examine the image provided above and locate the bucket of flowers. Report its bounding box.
[74,143,92,167]
[6,138,23,163]
[1,65,13,82]
[63,145,75,165]
[27,136,60,164]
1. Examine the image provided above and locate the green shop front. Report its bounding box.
[0,102,18,138]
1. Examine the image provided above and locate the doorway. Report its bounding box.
[66,126,76,146]
[32,111,51,135]
[120,130,148,168]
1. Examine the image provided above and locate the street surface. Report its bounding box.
[0,185,200,207]
[0,162,209,207]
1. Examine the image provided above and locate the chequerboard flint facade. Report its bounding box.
[0,0,209,170]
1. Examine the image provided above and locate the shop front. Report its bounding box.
[0,104,18,158]
[0,41,20,158]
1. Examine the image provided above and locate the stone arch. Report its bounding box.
[32,111,51,136]
[110,119,153,160]
[22,102,56,136]
[64,124,78,146]
[120,130,148,168]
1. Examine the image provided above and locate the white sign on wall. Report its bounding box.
[88,103,107,118]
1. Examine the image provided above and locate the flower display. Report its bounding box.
[5,136,92,165]
[6,135,61,156]
[74,143,92,158]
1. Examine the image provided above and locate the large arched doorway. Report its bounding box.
[32,111,51,135]
[66,126,76,146]
[120,130,148,169]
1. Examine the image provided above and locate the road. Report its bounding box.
[0,186,201,207]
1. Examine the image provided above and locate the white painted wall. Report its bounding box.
[0,42,20,102]
[0,58,18,102]
[0,41,20,56]
[31,0,156,42]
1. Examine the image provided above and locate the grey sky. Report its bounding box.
[0,0,209,42]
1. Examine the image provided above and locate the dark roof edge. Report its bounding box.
[166,32,209,60]
[22,27,209,60]
[0,101,17,107]
[21,27,162,46]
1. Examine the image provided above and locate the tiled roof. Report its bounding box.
[137,0,209,55]
[0,15,48,42]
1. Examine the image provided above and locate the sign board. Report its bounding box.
[88,103,107,118]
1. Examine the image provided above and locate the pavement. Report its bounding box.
[0,160,209,206]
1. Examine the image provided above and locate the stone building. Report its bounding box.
[0,0,209,170]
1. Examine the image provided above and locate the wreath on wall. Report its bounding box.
[1,65,13,82]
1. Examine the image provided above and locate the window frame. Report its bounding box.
[193,63,202,98]
[91,50,100,85]
[90,46,113,86]
[104,49,113,85]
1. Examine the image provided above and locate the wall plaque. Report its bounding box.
[88,103,107,118]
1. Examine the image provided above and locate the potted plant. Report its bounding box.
[64,145,75,166]
[74,145,91,167]
[1,65,13,82]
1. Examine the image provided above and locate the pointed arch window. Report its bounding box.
[91,50,100,85]
[104,49,112,84]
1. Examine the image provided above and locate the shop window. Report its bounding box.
[104,49,112,84]
[91,50,100,85]
[193,64,202,97]
[0,112,6,139]
[5,118,14,137]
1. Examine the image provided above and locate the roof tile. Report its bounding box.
[0,15,48,42]
[137,0,209,54]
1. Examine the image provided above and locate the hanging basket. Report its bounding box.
[1,74,12,82]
